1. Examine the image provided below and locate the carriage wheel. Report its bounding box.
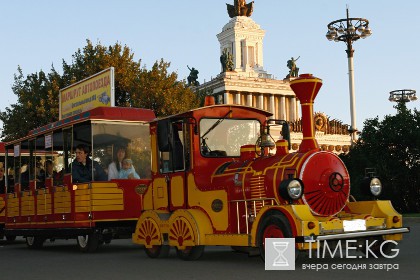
[26,236,45,249]
[77,233,100,253]
[257,214,293,261]
[176,245,205,261]
[6,235,16,242]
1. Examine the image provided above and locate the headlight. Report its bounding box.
[370,178,382,196]
[279,179,304,200]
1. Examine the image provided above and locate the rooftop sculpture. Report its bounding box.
[226,0,254,18]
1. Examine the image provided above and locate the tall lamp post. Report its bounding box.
[326,8,372,144]
[389,89,417,103]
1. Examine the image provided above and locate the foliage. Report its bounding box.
[341,102,420,213]
[0,40,200,141]
[0,67,62,141]
[130,59,200,116]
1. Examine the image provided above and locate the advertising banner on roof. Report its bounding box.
[59,67,115,120]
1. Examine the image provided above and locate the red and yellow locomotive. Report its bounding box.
[133,74,409,260]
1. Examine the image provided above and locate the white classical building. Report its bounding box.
[197,9,351,153]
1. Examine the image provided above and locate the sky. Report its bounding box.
[1,0,419,134]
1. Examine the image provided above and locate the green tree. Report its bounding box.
[0,67,62,141]
[0,40,200,140]
[131,59,199,116]
[62,40,144,107]
[341,102,420,213]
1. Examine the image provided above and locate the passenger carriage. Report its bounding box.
[3,107,155,251]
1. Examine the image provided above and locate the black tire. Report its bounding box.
[145,245,170,258]
[26,236,45,249]
[6,235,16,242]
[257,214,293,261]
[77,233,100,253]
[176,246,205,261]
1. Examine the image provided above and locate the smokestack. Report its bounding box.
[289,74,323,152]
[204,95,215,106]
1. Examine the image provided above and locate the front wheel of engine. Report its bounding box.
[257,214,294,261]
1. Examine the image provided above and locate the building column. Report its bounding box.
[290,96,297,121]
[258,94,264,110]
[247,93,252,107]
[224,91,229,104]
[269,94,275,116]
[235,92,241,105]
[280,95,286,120]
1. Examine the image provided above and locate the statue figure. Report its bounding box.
[220,48,228,72]
[220,48,234,72]
[226,52,234,71]
[286,56,300,78]
[187,65,200,86]
[226,0,254,18]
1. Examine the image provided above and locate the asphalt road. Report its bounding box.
[0,221,419,280]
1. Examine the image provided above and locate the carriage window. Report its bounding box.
[63,128,72,174]
[5,146,14,192]
[51,131,65,185]
[36,135,46,189]
[92,122,151,180]
[200,118,261,157]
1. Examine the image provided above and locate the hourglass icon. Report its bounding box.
[273,241,289,266]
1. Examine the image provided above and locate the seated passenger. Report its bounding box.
[118,158,140,179]
[108,145,127,180]
[44,160,57,179]
[72,144,107,183]
[20,165,30,191]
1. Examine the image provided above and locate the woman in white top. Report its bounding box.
[108,146,127,180]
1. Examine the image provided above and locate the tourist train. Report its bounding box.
[0,74,409,259]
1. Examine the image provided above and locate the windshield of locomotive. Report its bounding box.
[200,118,261,157]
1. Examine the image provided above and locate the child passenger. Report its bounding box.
[118,158,140,179]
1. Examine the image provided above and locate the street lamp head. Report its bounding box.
[347,24,356,33]
[389,89,417,103]
[326,29,338,41]
[361,27,372,38]
[326,9,371,45]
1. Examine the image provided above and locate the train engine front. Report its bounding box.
[211,74,409,256]
[134,74,409,261]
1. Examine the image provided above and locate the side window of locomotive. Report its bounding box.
[157,120,186,173]
[200,118,261,157]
